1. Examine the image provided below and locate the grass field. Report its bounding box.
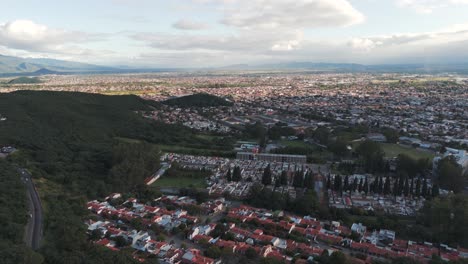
[150,176,207,189]
[380,143,435,160]
[150,165,210,189]
[279,139,311,148]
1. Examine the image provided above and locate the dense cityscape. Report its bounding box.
[2,71,467,264]
[1,1,468,264]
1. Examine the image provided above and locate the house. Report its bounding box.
[271,237,288,249]
[182,249,216,264]
[131,231,151,251]
[351,223,367,236]
[189,224,215,240]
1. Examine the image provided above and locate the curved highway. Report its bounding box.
[19,168,43,250]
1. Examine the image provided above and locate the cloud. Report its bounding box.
[131,28,304,53]
[0,20,105,53]
[219,0,365,29]
[396,0,468,13]
[130,21,468,66]
[172,19,209,30]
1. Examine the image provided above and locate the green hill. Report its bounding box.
[163,93,233,107]
[7,77,42,84]
[0,91,207,263]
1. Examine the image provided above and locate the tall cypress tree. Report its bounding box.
[415,177,421,197]
[383,177,391,195]
[363,177,369,195]
[226,169,232,182]
[232,166,242,182]
[334,175,342,192]
[378,176,384,194]
[409,178,414,196]
[343,175,349,192]
[352,178,358,193]
[422,178,428,197]
[393,177,399,196]
[280,170,288,186]
[262,164,272,186]
[403,177,409,196]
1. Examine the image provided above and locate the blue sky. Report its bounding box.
[1,0,468,67]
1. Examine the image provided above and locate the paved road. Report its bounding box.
[19,168,43,250]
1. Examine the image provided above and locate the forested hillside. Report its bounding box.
[0,91,202,263]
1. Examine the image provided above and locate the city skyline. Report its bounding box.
[1,0,468,67]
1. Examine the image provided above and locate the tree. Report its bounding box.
[421,194,468,247]
[226,169,232,182]
[293,170,303,188]
[382,128,399,143]
[206,246,222,259]
[262,164,272,186]
[245,247,258,259]
[436,156,465,193]
[410,178,414,196]
[244,121,266,140]
[280,171,288,186]
[393,178,399,196]
[114,236,129,248]
[312,126,330,145]
[329,138,348,157]
[404,177,410,197]
[232,166,242,182]
[90,229,103,240]
[329,251,347,264]
[383,177,391,195]
[422,178,428,197]
[304,172,315,189]
[334,175,342,192]
[343,175,349,192]
[356,140,385,173]
[352,178,358,193]
[358,178,364,193]
[378,176,384,194]
[415,177,421,197]
[363,177,369,195]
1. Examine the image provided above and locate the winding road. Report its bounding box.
[19,168,43,250]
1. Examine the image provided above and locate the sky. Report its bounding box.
[1,0,468,67]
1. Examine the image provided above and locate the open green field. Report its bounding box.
[380,143,435,159]
[279,139,310,148]
[150,176,207,189]
[149,165,210,189]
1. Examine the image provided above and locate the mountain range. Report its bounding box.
[2,53,468,76]
[0,54,117,76]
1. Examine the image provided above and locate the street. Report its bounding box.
[19,168,43,250]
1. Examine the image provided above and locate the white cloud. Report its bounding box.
[220,0,365,29]
[348,38,381,52]
[0,20,104,53]
[396,0,468,13]
[172,19,209,30]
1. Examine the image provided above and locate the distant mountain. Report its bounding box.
[219,62,468,74]
[0,54,116,75]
